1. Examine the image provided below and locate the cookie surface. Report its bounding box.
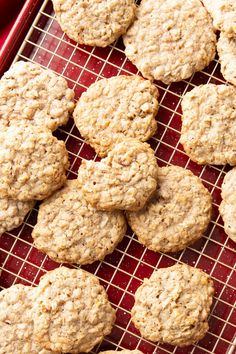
[0,284,57,354]
[131,264,214,347]
[127,166,212,253]
[73,75,159,157]
[202,0,236,37]
[33,179,127,264]
[0,198,34,235]
[33,267,115,353]
[180,84,236,165]
[77,139,159,211]
[0,125,69,201]
[123,0,216,84]
[217,32,236,86]
[0,61,74,131]
[219,168,236,243]
[52,0,136,47]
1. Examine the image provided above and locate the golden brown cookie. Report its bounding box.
[73,75,158,157]
[127,165,212,252]
[33,180,127,264]
[123,0,216,84]
[52,0,136,47]
[77,139,159,211]
[180,84,236,165]
[0,284,58,354]
[0,61,74,131]
[132,264,214,347]
[0,125,69,201]
[33,267,116,353]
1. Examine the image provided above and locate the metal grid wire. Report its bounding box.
[0,0,235,353]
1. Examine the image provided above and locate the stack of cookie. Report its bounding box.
[32,75,161,264]
[29,71,213,263]
[0,60,75,237]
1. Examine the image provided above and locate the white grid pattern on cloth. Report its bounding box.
[0,1,235,353]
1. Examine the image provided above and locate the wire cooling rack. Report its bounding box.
[0,1,235,353]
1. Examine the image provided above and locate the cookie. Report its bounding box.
[219,168,236,243]
[33,267,115,353]
[123,0,216,84]
[77,139,159,211]
[0,61,74,131]
[131,264,214,347]
[32,179,127,264]
[127,166,212,253]
[0,124,69,201]
[100,351,143,354]
[202,0,236,37]
[180,84,236,165]
[73,75,159,157]
[52,0,136,47]
[217,32,236,86]
[0,284,57,354]
[0,198,34,235]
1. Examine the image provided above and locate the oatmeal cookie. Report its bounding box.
[127,166,212,253]
[219,167,236,242]
[0,198,34,235]
[180,84,236,165]
[73,75,158,157]
[0,284,58,354]
[32,179,127,264]
[0,61,74,131]
[0,125,69,201]
[131,264,214,347]
[217,32,236,86]
[33,267,116,353]
[123,0,216,84]
[77,139,159,211]
[52,0,136,47]
[202,0,236,37]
